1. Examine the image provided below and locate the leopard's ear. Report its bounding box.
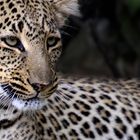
[49,0,80,27]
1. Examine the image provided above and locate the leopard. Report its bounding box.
[0,0,139,140]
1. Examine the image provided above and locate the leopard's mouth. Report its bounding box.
[1,81,57,98]
[0,83,57,111]
[1,83,33,100]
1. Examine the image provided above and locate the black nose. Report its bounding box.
[31,83,47,93]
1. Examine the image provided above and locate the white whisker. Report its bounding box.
[62,24,79,30]
[60,30,72,37]
[10,92,18,114]
[7,89,16,113]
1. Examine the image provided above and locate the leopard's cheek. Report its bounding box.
[0,47,36,98]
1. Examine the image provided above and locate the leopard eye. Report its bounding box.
[47,36,60,48]
[2,37,19,47]
[1,36,25,51]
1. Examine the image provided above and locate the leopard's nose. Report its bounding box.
[31,83,48,93]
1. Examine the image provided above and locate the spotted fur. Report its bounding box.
[0,0,139,140]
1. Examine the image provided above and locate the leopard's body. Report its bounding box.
[0,0,139,140]
[0,77,140,140]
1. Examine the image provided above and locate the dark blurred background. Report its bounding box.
[57,0,140,78]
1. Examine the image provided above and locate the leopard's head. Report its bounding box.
[0,0,79,111]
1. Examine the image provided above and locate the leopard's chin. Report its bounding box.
[12,98,46,111]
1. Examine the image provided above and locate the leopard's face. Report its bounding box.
[0,0,66,111]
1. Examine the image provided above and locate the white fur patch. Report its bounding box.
[12,98,46,111]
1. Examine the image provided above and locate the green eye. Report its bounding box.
[47,36,60,48]
[2,36,19,47]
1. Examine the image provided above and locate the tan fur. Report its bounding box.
[48,0,80,27]
[0,0,139,140]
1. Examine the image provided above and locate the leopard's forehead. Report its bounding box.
[0,0,57,35]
